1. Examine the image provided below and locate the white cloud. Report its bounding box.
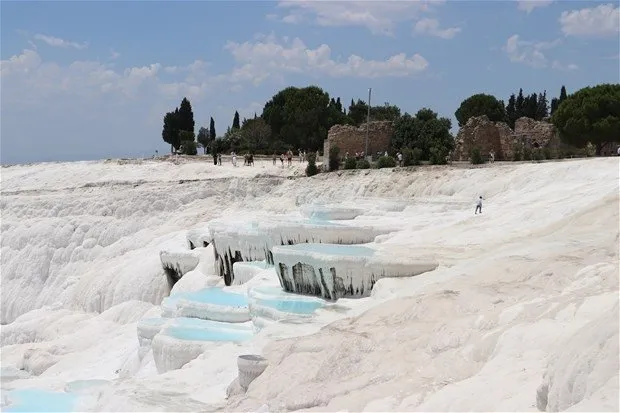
[503,34,561,68]
[516,0,553,14]
[110,49,121,60]
[33,34,88,50]
[559,3,620,37]
[275,0,446,35]
[1,34,426,107]
[551,60,579,71]
[414,18,461,39]
[223,34,428,84]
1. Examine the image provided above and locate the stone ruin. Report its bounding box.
[454,116,562,161]
[323,121,394,170]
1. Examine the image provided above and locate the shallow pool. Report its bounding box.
[4,389,76,412]
[167,287,248,308]
[160,317,253,342]
[257,298,323,314]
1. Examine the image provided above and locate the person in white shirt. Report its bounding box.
[475,196,483,214]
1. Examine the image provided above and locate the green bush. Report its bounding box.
[522,147,532,161]
[181,140,198,155]
[401,147,422,166]
[356,158,371,169]
[543,147,553,160]
[305,153,319,177]
[512,144,523,161]
[470,147,485,164]
[328,146,340,171]
[429,146,449,165]
[344,157,357,170]
[532,148,544,162]
[377,155,396,169]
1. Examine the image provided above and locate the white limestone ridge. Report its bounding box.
[0,157,617,412]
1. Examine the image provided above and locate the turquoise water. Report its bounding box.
[286,243,374,257]
[162,317,253,342]
[169,287,248,307]
[4,389,76,412]
[249,286,325,314]
[257,298,323,314]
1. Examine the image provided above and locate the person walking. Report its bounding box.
[475,196,483,214]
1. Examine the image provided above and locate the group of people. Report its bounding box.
[272,149,312,167]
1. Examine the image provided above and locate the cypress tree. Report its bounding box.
[178,98,195,133]
[232,111,240,129]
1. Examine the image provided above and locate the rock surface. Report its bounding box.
[323,121,394,170]
[454,116,561,161]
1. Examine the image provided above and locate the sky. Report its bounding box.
[1,1,619,165]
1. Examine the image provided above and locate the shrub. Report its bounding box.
[305,153,319,177]
[532,148,544,162]
[543,147,553,160]
[512,144,523,161]
[401,147,422,166]
[181,140,198,155]
[344,157,357,170]
[356,158,371,169]
[470,147,485,164]
[429,146,449,165]
[377,155,396,169]
[522,147,532,161]
[328,146,340,171]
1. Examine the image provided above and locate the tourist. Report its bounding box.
[287,150,293,166]
[217,153,222,165]
[280,153,284,167]
[475,196,483,215]
[489,150,495,163]
[231,151,237,167]
[397,152,403,167]
[272,152,277,165]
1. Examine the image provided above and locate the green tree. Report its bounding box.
[506,94,517,128]
[232,111,240,130]
[393,108,454,164]
[348,99,369,126]
[551,83,620,155]
[536,91,549,120]
[162,109,181,152]
[550,85,567,115]
[523,93,538,119]
[178,98,195,133]
[559,85,567,102]
[240,117,272,152]
[455,93,506,127]
[262,86,342,151]
[197,127,209,154]
[515,88,525,119]
[209,117,216,141]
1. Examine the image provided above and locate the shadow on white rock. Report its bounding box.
[273,243,438,300]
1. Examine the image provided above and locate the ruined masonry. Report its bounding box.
[454,115,562,161]
[323,121,394,170]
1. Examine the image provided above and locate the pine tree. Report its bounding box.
[232,111,240,129]
[178,98,195,133]
[209,117,216,141]
[336,97,342,113]
[506,94,517,128]
[515,88,525,119]
[550,98,559,115]
[524,93,538,119]
[536,91,548,120]
[559,85,567,103]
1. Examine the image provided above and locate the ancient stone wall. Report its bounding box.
[454,116,561,161]
[323,121,394,170]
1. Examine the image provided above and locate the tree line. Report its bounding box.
[162,83,619,158]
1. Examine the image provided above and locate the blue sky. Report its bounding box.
[1,0,618,164]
